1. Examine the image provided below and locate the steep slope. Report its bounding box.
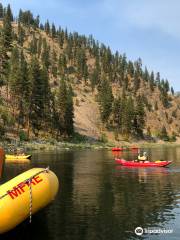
[0,5,180,142]
[74,86,101,140]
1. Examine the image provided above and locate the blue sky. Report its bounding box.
[1,0,180,91]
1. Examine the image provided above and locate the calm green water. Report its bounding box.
[1,147,180,240]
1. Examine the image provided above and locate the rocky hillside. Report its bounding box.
[0,4,180,142]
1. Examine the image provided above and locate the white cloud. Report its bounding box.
[98,0,180,39]
[123,0,180,39]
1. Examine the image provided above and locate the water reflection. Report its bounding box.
[0,148,180,239]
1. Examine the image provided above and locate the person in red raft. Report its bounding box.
[137,152,149,162]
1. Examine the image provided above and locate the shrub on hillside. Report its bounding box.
[19,130,29,141]
[158,126,169,141]
[169,132,177,142]
[99,133,108,143]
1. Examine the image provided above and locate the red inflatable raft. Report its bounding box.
[112,147,139,151]
[131,147,139,150]
[115,159,172,167]
[112,147,124,151]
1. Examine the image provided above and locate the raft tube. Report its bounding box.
[5,154,32,160]
[112,147,123,151]
[112,147,139,151]
[115,159,172,167]
[5,158,30,164]
[0,168,59,234]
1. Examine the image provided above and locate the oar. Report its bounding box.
[0,148,5,178]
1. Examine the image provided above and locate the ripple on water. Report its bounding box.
[2,148,180,240]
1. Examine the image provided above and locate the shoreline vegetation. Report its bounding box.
[1,137,180,153]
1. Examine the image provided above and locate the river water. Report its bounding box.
[1,147,180,240]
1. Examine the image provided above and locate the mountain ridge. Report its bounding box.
[0,4,180,143]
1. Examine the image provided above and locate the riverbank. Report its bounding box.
[0,140,114,152]
[1,138,180,153]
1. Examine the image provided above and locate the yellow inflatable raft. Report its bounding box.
[5,154,32,160]
[0,168,59,234]
[5,158,30,164]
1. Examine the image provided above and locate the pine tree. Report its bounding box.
[0,3,3,18]
[0,30,9,87]
[65,85,74,135]
[121,96,135,136]
[90,68,99,91]
[18,9,23,23]
[8,48,30,126]
[19,10,34,26]
[133,71,140,92]
[2,6,13,50]
[66,39,73,63]
[45,20,50,35]
[18,51,31,127]
[133,96,145,137]
[160,79,169,108]
[76,48,88,81]
[20,52,31,101]
[29,33,37,54]
[41,65,51,128]
[160,91,169,108]
[65,28,68,40]
[127,61,134,77]
[41,39,50,69]
[171,87,174,95]
[40,23,44,30]
[6,4,13,22]
[17,21,25,46]
[155,72,160,85]
[164,79,170,92]
[122,75,128,91]
[134,58,142,77]
[29,57,44,135]
[34,15,40,29]
[56,78,68,135]
[37,36,42,57]
[58,28,64,49]
[120,54,127,82]
[101,46,112,73]
[51,23,56,38]
[143,67,149,82]
[8,46,20,99]
[113,97,122,132]
[58,54,67,75]
[51,49,57,78]
[55,79,74,136]
[98,77,114,123]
